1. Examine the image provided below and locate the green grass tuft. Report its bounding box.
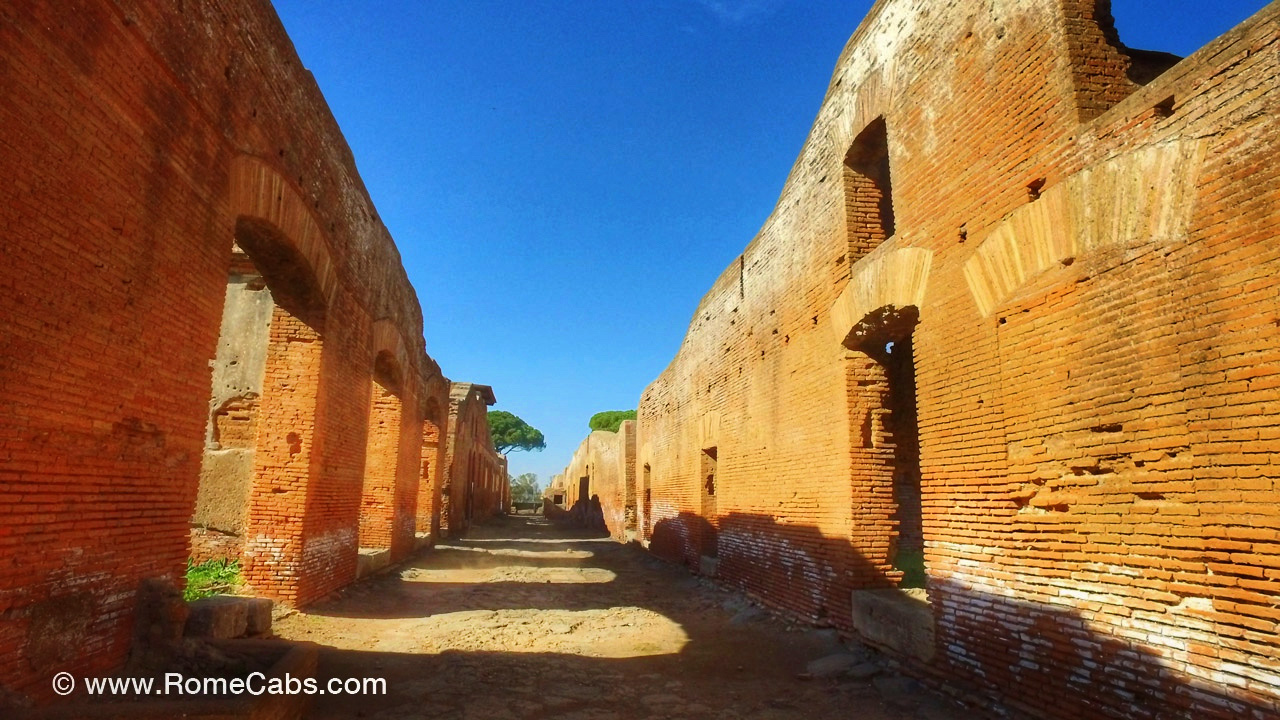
[184,557,242,602]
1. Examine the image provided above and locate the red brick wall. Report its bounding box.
[0,0,450,703]
[359,383,403,551]
[242,306,325,603]
[292,292,370,607]
[637,1,1280,718]
[390,391,423,561]
[416,413,445,540]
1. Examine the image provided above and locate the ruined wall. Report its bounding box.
[192,252,274,551]
[416,400,447,544]
[0,0,452,703]
[544,474,568,508]
[442,383,506,535]
[637,1,1280,718]
[555,421,637,540]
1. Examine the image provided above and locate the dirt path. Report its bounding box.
[275,515,964,720]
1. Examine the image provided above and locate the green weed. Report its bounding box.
[184,557,242,602]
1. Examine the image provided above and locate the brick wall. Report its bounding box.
[441,383,506,536]
[416,402,446,542]
[359,381,404,551]
[636,1,1280,718]
[0,0,452,704]
[554,422,637,541]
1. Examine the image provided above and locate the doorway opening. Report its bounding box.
[191,218,328,603]
[699,447,719,560]
[848,306,924,589]
[844,117,895,265]
[642,463,653,541]
[416,398,443,542]
[359,351,404,554]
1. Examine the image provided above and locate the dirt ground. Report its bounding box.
[275,515,965,720]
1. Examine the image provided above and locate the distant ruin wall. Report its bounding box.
[442,383,506,535]
[554,422,636,541]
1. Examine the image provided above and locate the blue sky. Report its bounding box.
[269,0,1267,487]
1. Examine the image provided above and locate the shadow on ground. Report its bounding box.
[280,515,956,720]
[277,514,1276,720]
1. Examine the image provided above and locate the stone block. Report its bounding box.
[185,595,249,639]
[243,597,273,637]
[357,548,391,579]
[850,589,935,663]
[698,555,719,577]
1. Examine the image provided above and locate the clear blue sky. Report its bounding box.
[269,0,1267,487]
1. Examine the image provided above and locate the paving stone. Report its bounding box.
[847,662,883,681]
[805,653,862,679]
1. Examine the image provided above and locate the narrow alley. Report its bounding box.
[275,516,963,720]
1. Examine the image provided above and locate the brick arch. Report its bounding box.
[369,318,413,390]
[822,0,921,157]
[415,393,446,538]
[359,317,419,558]
[229,155,339,308]
[963,139,1206,317]
[414,373,447,425]
[829,247,933,347]
[206,158,343,607]
[422,395,444,428]
[834,65,894,149]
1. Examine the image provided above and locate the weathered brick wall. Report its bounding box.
[191,255,274,552]
[544,474,568,508]
[416,399,447,542]
[359,382,405,551]
[637,1,1280,718]
[0,0,451,703]
[555,422,637,541]
[442,383,505,535]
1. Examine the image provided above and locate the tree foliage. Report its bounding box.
[588,409,636,433]
[488,410,546,454]
[509,472,542,504]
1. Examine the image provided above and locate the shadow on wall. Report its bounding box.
[925,576,1273,720]
[650,512,898,628]
[649,512,716,569]
[544,494,608,534]
[644,512,1276,720]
